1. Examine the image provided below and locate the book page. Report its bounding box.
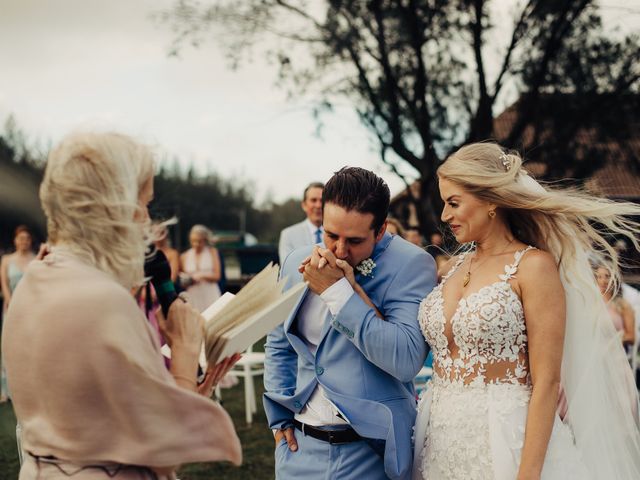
[211,282,306,362]
[203,263,306,365]
[204,264,281,341]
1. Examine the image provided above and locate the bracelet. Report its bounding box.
[172,373,197,388]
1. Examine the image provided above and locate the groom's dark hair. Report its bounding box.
[323,167,390,234]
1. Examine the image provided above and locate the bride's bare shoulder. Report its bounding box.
[517,248,559,281]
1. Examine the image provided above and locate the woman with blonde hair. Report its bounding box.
[2,131,241,479]
[594,263,636,348]
[413,142,640,479]
[180,224,222,312]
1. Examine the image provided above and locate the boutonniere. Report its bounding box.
[355,258,376,278]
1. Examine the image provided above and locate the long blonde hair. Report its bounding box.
[437,142,640,287]
[40,132,155,288]
[439,142,640,477]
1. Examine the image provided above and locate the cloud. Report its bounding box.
[0,0,422,203]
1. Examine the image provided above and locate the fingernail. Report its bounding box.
[291,445,297,452]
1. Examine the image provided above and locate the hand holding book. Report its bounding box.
[200,263,306,367]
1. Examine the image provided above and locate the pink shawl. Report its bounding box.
[2,250,241,472]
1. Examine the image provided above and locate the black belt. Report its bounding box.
[293,419,362,444]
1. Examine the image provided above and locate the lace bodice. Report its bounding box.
[419,247,535,387]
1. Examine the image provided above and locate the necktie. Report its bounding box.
[315,228,322,244]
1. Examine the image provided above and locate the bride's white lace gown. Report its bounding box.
[413,247,589,479]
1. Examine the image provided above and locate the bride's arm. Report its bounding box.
[335,259,384,319]
[299,250,384,318]
[517,250,566,480]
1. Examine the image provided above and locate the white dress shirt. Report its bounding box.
[294,277,354,426]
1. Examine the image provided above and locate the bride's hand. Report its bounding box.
[335,259,356,287]
[298,255,312,273]
[335,258,384,319]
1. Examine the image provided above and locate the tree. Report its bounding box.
[0,117,47,249]
[159,0,640,233]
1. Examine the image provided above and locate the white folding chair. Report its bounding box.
[228,345,265,425]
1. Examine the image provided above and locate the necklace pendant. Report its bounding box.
[463,272,470,287]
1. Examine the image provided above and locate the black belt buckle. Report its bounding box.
[294,419,360,445]
[327,430,344,445]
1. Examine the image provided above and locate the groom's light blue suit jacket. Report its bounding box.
[263,233,437,480]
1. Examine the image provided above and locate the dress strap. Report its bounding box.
[499,245,536,282]
[441,251,470,284]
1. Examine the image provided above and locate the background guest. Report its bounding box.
[426,231,449,270]
[385,217,405,236]
[594,264,636,348]
[403,226,424,247]
[2,131,241,478]
[153,219,180,284]
[1,225,36,403]
[613,239,640,354]
[1,225,36,313]
[180,224,222,313]
[138,219,181,350]
[278,182,324,262]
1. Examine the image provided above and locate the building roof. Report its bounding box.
[493,95,640,200]
[392,94,640,204]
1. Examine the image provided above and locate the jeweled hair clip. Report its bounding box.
[499,152,511,171]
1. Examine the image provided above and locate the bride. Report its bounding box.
[412,143,640,479]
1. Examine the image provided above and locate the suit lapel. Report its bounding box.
[318,309,334,344]
[284,286,315,363]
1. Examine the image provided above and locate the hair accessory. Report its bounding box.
[499,152,512,171]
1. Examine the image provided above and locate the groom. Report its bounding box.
[264,167,437,479]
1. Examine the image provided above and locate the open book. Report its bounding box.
[199,263,305,367]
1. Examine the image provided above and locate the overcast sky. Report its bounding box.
[1,0,637,203]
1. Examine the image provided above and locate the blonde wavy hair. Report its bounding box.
[40,132,155,288]
[437,142,640,287]
[189,224,214,245]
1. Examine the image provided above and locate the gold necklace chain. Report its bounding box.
[462,238,515,288]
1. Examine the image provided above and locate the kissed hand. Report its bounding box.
[302,246,345,294]
[335,259,356,287]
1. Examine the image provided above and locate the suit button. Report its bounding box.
[315,366,324,376]
[294,401,302,408]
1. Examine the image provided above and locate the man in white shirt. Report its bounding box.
[278,182,324,262]
[264,168,437,480]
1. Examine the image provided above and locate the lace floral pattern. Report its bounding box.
[416,247,535,479]
[418,247,534,387]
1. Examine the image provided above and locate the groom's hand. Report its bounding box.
[303,247,344,294]
[274,427,298,452]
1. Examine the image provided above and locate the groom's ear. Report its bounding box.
[375,221,387,242]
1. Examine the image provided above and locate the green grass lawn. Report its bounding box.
[0,402,20,480]
[0,378,275,480]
